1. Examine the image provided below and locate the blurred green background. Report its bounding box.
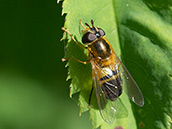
[0,0,91,129]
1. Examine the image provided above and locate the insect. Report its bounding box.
[62,19,144,123]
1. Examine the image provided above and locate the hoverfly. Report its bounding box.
[62,19,144,124]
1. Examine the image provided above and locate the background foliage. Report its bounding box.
[0,0,91,129]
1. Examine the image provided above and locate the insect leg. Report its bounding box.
[80,19,87,29]
[62,58,90,65]
[62,27,87,49]
[88,81,94,108]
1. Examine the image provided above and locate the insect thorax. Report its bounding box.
[89,38,111,59]
[88,38,113,67]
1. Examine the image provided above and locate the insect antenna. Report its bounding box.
[85,23,91,28]
[91,20,94,27]
[91,20,98,32]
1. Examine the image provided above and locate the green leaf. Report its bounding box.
[61,0,172,128]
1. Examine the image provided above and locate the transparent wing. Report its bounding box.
[113,52,144,107]
[91,63,118,124]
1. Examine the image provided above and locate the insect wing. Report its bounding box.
[113,52,144,107]
[92,64,118,124]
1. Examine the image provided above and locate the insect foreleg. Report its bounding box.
[62,27,87,49]
[80,19,87,29]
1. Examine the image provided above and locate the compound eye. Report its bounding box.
[82,32,97,44]
[98,28,105,36]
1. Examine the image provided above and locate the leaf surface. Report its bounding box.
[62,0,172,128]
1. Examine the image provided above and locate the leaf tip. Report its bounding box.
[57,0,62,4]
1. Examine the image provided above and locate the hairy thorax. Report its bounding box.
[88,38,114,67]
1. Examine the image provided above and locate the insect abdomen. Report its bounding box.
[100,70,122,101]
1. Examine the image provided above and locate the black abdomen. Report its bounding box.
[100,70,122,101]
